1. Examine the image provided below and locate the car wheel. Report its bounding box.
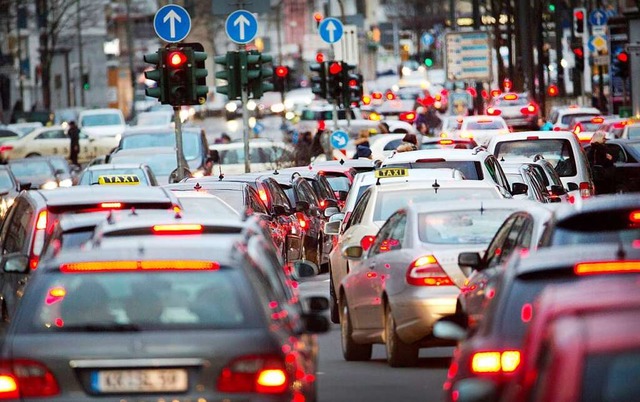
[384,303,419,367]
[329,268,339,324]
[340,297,372,361]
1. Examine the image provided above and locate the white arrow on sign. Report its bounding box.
[335,135,347,146]
[234,14,250,41]
[326,21,337,43]
[163,10,181,39]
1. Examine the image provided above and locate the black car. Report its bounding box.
[582,138,640,193]
[277,167,340,214]
[0,165,22,219]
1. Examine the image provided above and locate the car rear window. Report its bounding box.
[373,188,500,221]
[418,209,512,244]
[82,168,148,185]
[120,131,201,160]
[493,139,577,177]
[493,96,529,106]
[9,160,53,179]
[384,161,482,180]
[548,209,640,246]
[200,189,244,210]
[325,176,350,192]
[466,120,506,130]
[580,350,640,402]
[0,170,15,190]
[561,113,598,125]
[19,268,261,333]
[626,125,640,139]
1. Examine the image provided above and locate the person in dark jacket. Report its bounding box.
[586,131,615,194]
[67,121,80,167]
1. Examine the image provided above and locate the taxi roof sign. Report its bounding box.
[97,175,141,185]
[374,168,409,178]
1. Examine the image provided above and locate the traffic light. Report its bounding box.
[341,62,361,106]
[144,48,166,102]
[245,50,273,99]
[189,45,208,105]
[547,84,559,97]
[166,49,190,105]
[548,2,555,12]
[310,61,327,99]
[423,50,434,67]
[327,61,343,104]
[573,8,585,36]
[82,73,90,90]
[274,65,288,93]
[215,51,240,100]
[572,39,584,71]
[616,51,630,79]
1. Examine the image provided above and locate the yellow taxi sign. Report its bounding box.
[374,168,408,178]
[97,175,141,185]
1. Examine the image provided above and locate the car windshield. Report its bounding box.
[136,113,173,126]
[82,168,149,185]
[110,154,177,177]
[10,161,53,178]
[418,209,512,244]
[581,350,640,402]
[19,269,261,333]
[549,209,640,246]
[373,188,500,221]
[178,197,239,217]
[493,139,577,177]
[465,120,506,130]
[121,131,201,160]
[384,161,482,180]
[0,171,14,190]
[81,113,123,127]
[325,176,350,192]
[626,125,640,139]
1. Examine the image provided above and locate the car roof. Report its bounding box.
[167,180,247,191]
[312,159,378,169]
[111,147,177,156]
[406,199,545,215]
[461,115,506,122]
[32,186,177,208]
[553,193,640,221]
[374,178,499,193]
[382,148,489,164]
[354,168,465,186]
[85,163,148,171]
[55,209,168,233]
[489,130,577,141]
[122,126,199,135]
[79,108,124,116]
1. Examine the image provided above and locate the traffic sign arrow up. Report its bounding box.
[234,14,250,41]
[163,10,181,39]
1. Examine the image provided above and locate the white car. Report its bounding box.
[621,122,640,139]
[78,108,126,140]
[547,105,601,130]
[487,131,595,198]
[209,140,295,175]
[134,110,174,127]
[456,115,509,146]
[0,125,116,164]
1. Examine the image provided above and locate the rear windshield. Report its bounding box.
[201,189,244,210]
[0,171,15,190]
[493,96,529,106]
[465,121,506,130]
[373,188,500,221]
[548,209,640,246]
[300,109,354,120]
[81,113,123,127]
[418,209,512,244]
[18,269,260,333]
[384,161,482,180]
[581,350,640,402]
[178,197,239,216]
[561,113,598,125]
[120,131,202,160]
[493,139,577,177]
[9,160,53,178]
[325,176,350,192]
[626,125,640,139]
[80,168,148,185]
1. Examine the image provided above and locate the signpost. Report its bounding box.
[421,33,435,48]
[444,31,492,82]
[330,130,349,149]
[318,17,344,44]
[225,10,258,45]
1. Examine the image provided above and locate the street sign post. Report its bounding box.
[225,10,258,44]
[153,4,191,43]
[444,31,492,82]
[589,9,608,27]
[318,17,344,44]
[332,25,359,66]
[421,33,435,48]
[330,130,349,149]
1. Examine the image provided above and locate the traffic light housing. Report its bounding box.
[215,51,240,100]
[616,51,630,79]
[423,50,434,67]
[144,48,166,102]
[571,39,584,72]
[310,61,327,99]
[165,49,191,106]
[274,65,289,93]
[245,50,273,99]
[341,62,361,106]
[327,61,343,104]
[573,8,585,36]
[185,43,208,105]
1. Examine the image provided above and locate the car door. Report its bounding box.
[77,131,97,163]
[32,128,68,157]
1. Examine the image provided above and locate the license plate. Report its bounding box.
[92,369,188,393]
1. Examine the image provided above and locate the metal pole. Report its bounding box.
[174,106,188,181]
[16,4,24,111]
[239,49,251,173]
[276,1,287,129]
[472,0,483,115]
[449,0,455,31]
[77,0,85,107]
[125,0,136,120]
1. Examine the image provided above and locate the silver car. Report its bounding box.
[338,200,520,367]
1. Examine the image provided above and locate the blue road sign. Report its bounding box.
[589,9,607,26]
[421,33,435,47]
[330,130,349,149]
[225,10,258,44]
[318,17,343,44]
[153,4,191,43]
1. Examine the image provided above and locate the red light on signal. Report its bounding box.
[466,87,477,97]
[574,10,584,20]
[481,89,489,99]
[313,12,323,23]
[168,51,187,67]
[275,66,288,78]
[440,89,449,96]
[348,79,357,87]
[315,53,324,63]
[547,84,559,97]
[329,62,342,75]
[617,51,629,63]
[490,89,502,98]
[503,78,512,91]
[573,48,584,58]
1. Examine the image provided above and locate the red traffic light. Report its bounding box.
[573,47,584,58]
[348,79,358,87]
[315,53,324,63]
[167,51,187,68]
[329,62,342,75]
[617,51,629,63]
[547,84,559,97]
[313,12,323,23]
[466,87,477,97]
[275,66,289,78]
[574,10,584,20]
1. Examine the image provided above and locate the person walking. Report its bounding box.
[67,121,80,167]
[586,132,615,194]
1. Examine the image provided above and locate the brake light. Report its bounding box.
[579,182,592,198]
[439,139,453,145]
[400,111,416,122]
[152,224,203,234]
[521,303,533,322]
[526,136,539,140]
[459,131,473,139]
[406,256,453,286]
[362,95,371,105]
[296,213,307,229]
[35,210,48,230]
[319,200,326,209]
[486,107,501,116]
[0,359,59,398]
[258,189,269,204]
[574,261,640,275]
[591,117,604,124]
[0,145,13,153]
[100,202,122,209]
[416,158,446,163]
[573,123,584,135]
[503,93,518,101]
[360,235,376,251]
[372,92,382,100]
[471,351,521,374]
[385,91,395,100]
[217,355,289,394]
[630,210,640,223]
[60,260,219,272]
[521,103,538,115]
[29,210,49,271]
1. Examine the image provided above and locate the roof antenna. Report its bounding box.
[273,169,279,175]
[339,159,345,165]
[432,179,440,193]
[174,209,182,219]
[193,182,202,191]
[616,241,626,260]
[218,172,224,180]
[129,207,137,216]
[500,156,505,162]
[479,202,485,215]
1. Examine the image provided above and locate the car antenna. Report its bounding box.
[193,182,202,191]
[129,207,138,216]
[479,202,485,215]
[432,179,440,193]
[218,172,224,180]
[273,169,279,175]
[616,241,626,260]
[500,156,505,162]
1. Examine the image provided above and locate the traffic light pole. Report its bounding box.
[239,49,251,174]
[173,106,189,181]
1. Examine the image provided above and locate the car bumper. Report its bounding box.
[389,286,459,344]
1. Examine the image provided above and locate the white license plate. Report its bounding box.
[93,369,188,393]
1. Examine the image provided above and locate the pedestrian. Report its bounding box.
[294,131,314,165]
[414,106,428,128]
[378,122,390,134]
[538,118,553,131]
[67,121,80,167]
[396,133,418,152]
[417,122,429,136]
[353,144,373,159]
[310,130,325,159]
[586,131,615,194]
[425,105,442,135]
[355,129,371,147]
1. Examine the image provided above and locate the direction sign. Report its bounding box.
[330,130,349,149]
[445,31,492,81]
[225,10,258,44]
[318,17,344,44]
[589,9,608,26]
[153,4,192,43]
[421,33,435,47]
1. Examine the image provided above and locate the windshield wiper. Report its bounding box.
[58,323,141,332]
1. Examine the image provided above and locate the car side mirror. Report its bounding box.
[452,378,498,402]
[511,182,528,196]
[295,200,310,212]
[458,252,482,270]
[549,184,565,195]
[54,169,66,176]
[329,212,345,223]
[19,182,31,191]
[342,245,364,260]
[293,260,319,278]
[324,206,340,218]
[209,149,220,164]
[567,182,579,191]
[1,253,29,274]
[337,190,349,201]
[324,220,342,236]
[324,198,339,208]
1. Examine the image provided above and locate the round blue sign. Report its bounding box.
[318,18,344,44]
[153,4,192,43]
[330,130,349,149]
[225,10,259,44]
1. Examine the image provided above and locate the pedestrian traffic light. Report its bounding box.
[548,2,555,12]
[245,50,273,99]
[143,48,166,102]
[166,49,190,105]
[274,65,288,93]
[327,61,343,104]
[616,51,630,79]
[572,40,584,71]
[573,8,586,36]
[310,61,327,99]
[341,62,361,106]
[215,51,240,100]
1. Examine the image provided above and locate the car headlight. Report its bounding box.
[285,111,296,120]
[59,178,73,187]
[41,181,58,190]
[247,100,257,111]
[226,102,238,112]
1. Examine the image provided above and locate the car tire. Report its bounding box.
[329,268,339,324]
[340,297,372,361]
[384,303,419,367]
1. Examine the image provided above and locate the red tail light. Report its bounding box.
[0,359,60,398]
[406,256,453,286]
[217,355,289,394]
[0,145,13,153]
[399,111,416,122]
[385,91,396,100]
[100,202,122,209]
[296,213,308,229]
[572,123,584,135]
[372,92,382,100]
[486,107,501,116]
[360,235,376,251]
[579,182,592,198]
[471,351,521,374]
[319,199,326,209]
[574,261,640,275]
[30,210,49,271]
[258,189,269,204]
